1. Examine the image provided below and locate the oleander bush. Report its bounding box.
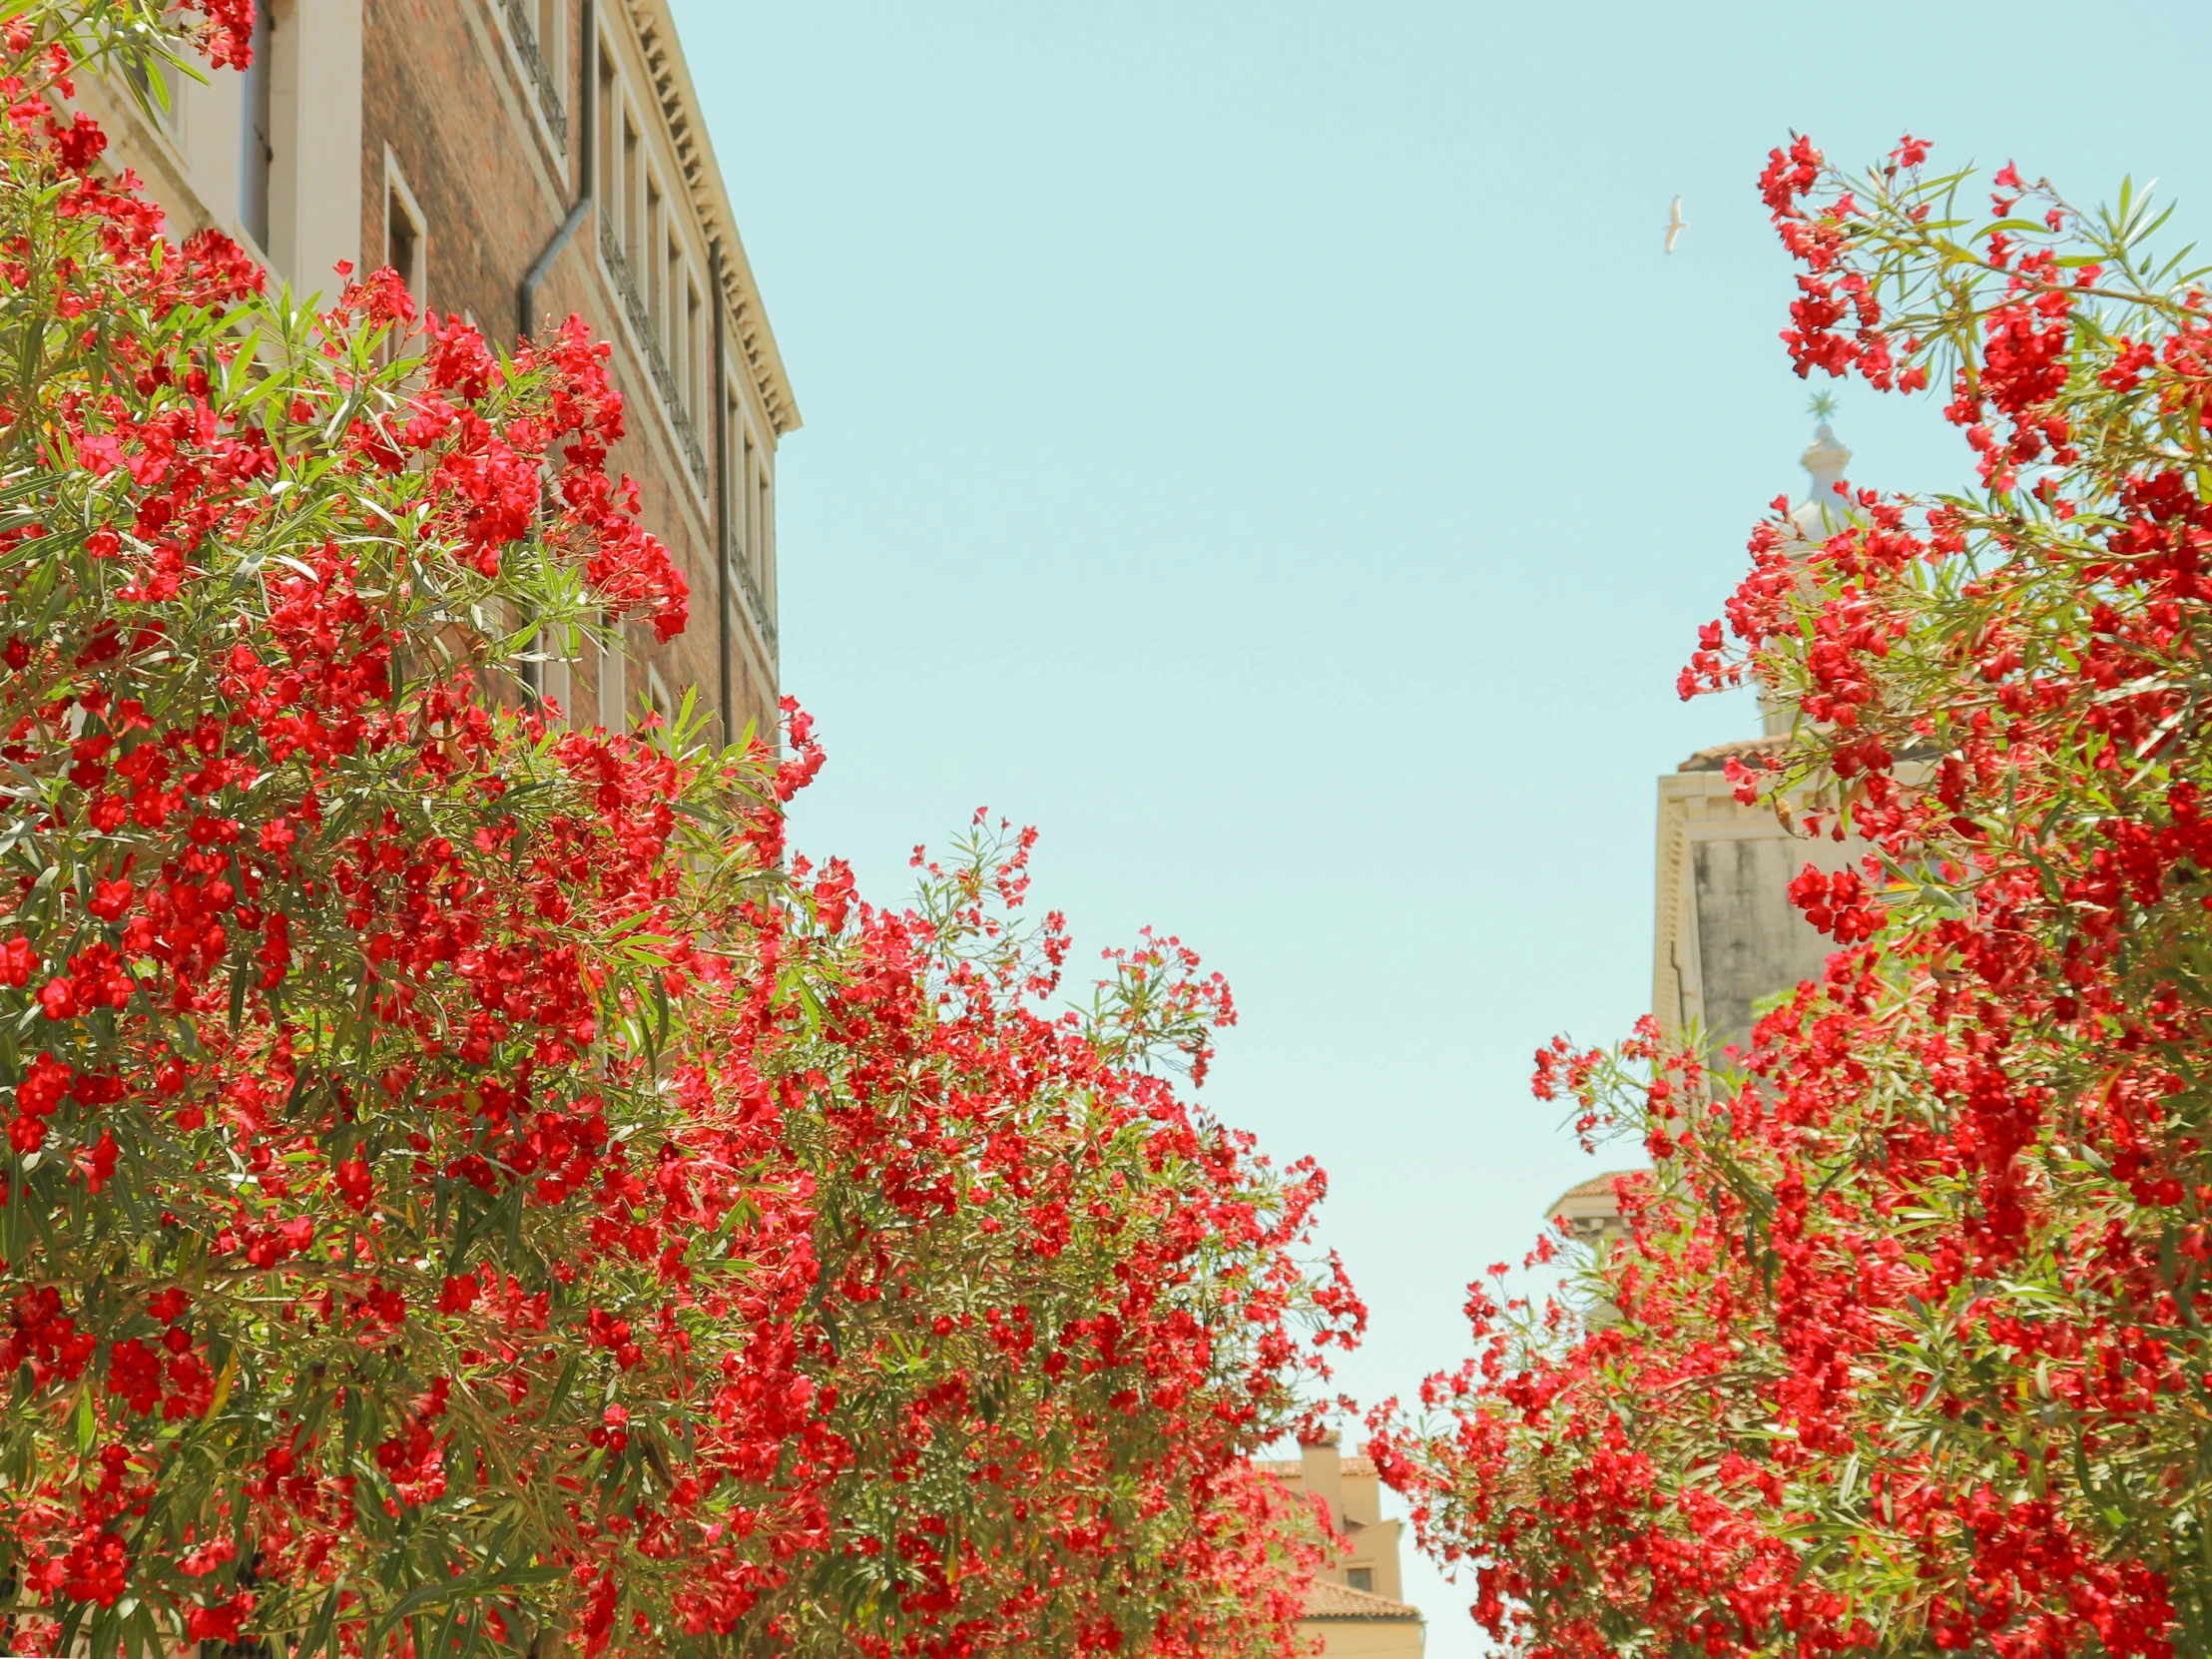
[1374,135,2212,1658]
[0,5,1358,1655]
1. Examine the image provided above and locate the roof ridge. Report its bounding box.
[621,0,802,435]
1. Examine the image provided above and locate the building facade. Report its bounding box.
[84,0,797,744]
[1260,1436,1423,1659]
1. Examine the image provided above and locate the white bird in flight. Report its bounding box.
[1665,195,1688,254]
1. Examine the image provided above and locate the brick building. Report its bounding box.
[86,0,798,743]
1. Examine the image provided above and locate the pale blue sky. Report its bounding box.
[668,3,2212,1650]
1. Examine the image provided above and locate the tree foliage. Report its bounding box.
[0,6,1357,1655]
[1374,133,2212,1658]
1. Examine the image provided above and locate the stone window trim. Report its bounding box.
[98,58,194,241]
[381,147,427,316]
[493,0,569,158]
[239,0,275,256]
[600,614,628,732]
[121,51,184,141]
[644,664,674,731]
[597,218,709,493]
[715,368,776,663]
[592,28,709,500]
[747,422,775,654]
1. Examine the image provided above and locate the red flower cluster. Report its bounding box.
[1373,131,2212,1658]
[0,6,1352,1657]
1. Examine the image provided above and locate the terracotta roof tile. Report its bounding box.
[1555,1172,1627,1202]
[1304,1582,1421,1621]
[1678,735,1776,774]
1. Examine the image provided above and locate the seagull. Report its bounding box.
[1665,195,1688,255]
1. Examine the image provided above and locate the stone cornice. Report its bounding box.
[620,0,801,439]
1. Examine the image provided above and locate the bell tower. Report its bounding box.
[1652,402,1866,1056]
[1549,405,1871,1237]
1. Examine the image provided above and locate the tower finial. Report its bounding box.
[1808,391,1839,420]
[1799,404,1852,528]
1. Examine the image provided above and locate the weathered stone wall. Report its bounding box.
[1654,742,1873,1058]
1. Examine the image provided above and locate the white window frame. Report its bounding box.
[495,0,569,158]
[125,52,185,141]
[592,25,710,505]
[238,0,275,257]
[754,436,775,614]
[382,147,427,315]
[600,617,628,732]
[719,373,777,661]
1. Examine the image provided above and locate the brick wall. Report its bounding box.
[355,0,781,746]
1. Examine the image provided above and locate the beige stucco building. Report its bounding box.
[82,0,795,745]
[1260,1436,1423,1659]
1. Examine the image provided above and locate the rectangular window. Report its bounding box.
[239,0,274,250]
[1347,1569,1375,1594]
[756,458,773,592]
[601,618,627,730]
[685,280,703,417]
[126,54,180,137]
[592,37,709,493]
[666,239,687,399]
[720,382,774,653]
[722,381,745,566]
[645,182,665,341]
[746,430,765,583]
[738,425,755,576]
[539,646,571,728]
[596,54,618,216]
[383,154,426,314]
[503,0,567,147]
[623,113,644,270]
